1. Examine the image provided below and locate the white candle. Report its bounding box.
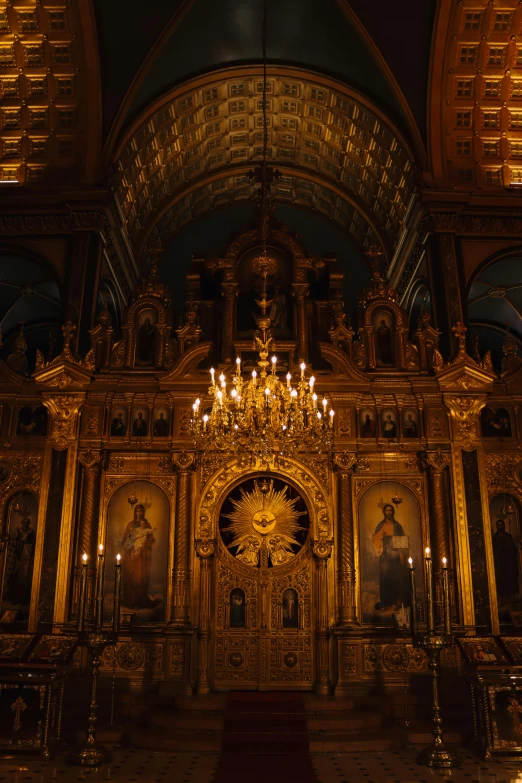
[210,367,215,385]
[309,376,315,391]
[312,393,317,409]
[203,414,208,430]
[300,362,306,378]
[322,398,328,412]
[252,370,257,385]
[286,373,291,388]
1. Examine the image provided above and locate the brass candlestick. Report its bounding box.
[67,630,116,766]
[68,556,122,766]
[408,554,461,769]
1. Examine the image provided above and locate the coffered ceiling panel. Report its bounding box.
[439,0,522,188]
[114,68,417,261]
[0,0,91,184]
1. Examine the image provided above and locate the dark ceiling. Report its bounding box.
[94,0,436,148]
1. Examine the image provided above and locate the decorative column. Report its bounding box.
[313,539,332,695]
[425,449,451,566]
[292,283,309,362]
[334,453,357,625]
[73,449,104,620]
[171,452,196,625]
[195,539,215,695]
[221,282,238,364]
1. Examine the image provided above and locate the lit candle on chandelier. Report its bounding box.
[271,355,277,373]
[322,398,328,414]
[220,373,226,389]
[329,409,335,426]
[113,554,122,633]
[95,543,105,632]
[236,356,241,374]
[210,367,215,385]
[424,547,434,632]
[77,553,88,633]
[441,557,451,635]
[286,372,291,388]
[252,369,257,385]
[312,393,317,409]
[203,414,208,431]
[300,362,306,378]
[309,376,315,392]
[408,557,418,636]
[265,387,270,406]
[217,390,223,406]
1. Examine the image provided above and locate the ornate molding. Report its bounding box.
[443,395,485,449]
[333,451,357,472]
[43,393,85,449]
[484,453,522,496]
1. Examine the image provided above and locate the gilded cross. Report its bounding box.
[452,321,467,352]
[11,696,27,732]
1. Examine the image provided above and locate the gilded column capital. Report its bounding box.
[333,451,356,472]
[78,448,105,473]
[43,392,86,449]
[172,449,197,472]
[425,448,450,472]
[195,539,216,559]
[443,394,486,449]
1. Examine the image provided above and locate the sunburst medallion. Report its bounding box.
[221,479,307,567]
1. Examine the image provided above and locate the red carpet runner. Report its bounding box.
[214,692,317,783]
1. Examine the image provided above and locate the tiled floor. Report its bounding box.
[1,748,522,783]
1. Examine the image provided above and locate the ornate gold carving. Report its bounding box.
[116,643,146,671]
[355,457,371,473]
[444,395,485,449]
[338,409,353,436]
[485,453,522,495]
[426,449,450,472]
[342,644,358,676]
[364,644,426,673]
[427,408,446,438]
[334,451,356,471]
[43,393,85,448]
[176,408,191,437]
[170,643,185,675]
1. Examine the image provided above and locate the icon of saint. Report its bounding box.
[153,412,169,437]
[230,589,245,628]
[111,411,126,437]
[372,504,409,611]
[136,316,156,365]
[403,412,418,438]
[282,588,298,628]
[382,413,397,439]
[361,413,376,438]
[493,517,519,602]
[132,411,148,437]
[269,286,287,332]
[375,318,394,365]
[5,513,36,606]
[121,504,156,609]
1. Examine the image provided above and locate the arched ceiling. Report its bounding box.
[432,0,522,188]
[94,0,435,155]
[0,0,99,185]
[114,67,417,262]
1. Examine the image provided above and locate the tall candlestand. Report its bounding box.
[409,555,461,769]
[67,630,116,766]
[69,557,122,766]
[95,545,105,632]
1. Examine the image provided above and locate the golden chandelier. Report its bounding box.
[190,263,335,464]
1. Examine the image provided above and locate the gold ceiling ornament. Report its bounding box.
[221,478,306,568]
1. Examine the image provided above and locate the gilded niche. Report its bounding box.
[219,477,309,568]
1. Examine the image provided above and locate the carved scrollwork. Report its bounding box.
[484,453,522,495]
[43,393,85,449]
[173,450,196,472]
[195,539,216,559]
[444,395,485,449]
[334,451,356,471]
[313,539,332,560]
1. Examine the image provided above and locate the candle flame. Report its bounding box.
[99,543,103,552]
[425,547,431,556]
[82,553,88,562]
[442,557,447,565]
[116,553,121,562]
[408,557,413,565]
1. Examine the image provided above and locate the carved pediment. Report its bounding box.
[317,343,371,385]
[435,322,496,392]
[159,342,212,386]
